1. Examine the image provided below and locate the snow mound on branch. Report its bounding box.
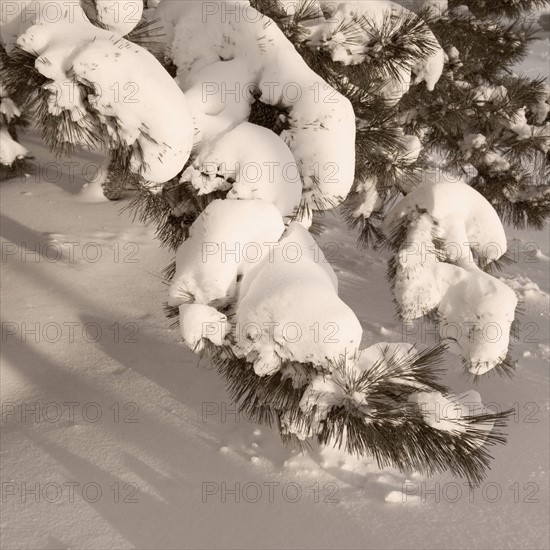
[459,133,487,159]
[0,127,29,164]
[72,39,193,184]
[169,199,285,307]
[233,223,362,376]
[349,176,382,219]
[377,65,412,106]
[384,180,518,374]
[412,46,445,91]
[178,303,228,352]
[435,264,518,374]
[156,0,356,212]
[183,59,253,148]
[0,1,142,47]
[410,390,494,444]
[16,15,194,184]
[528,84,550,125]
[0,82,22,122]
[0,1,88,52]
[385,179,507,267]
[500,275,550,316]
[0,82,29,165]
[181,122,302,217]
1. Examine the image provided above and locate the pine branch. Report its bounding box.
[199,339,510,485]
[472,168,550,229]
[450,0,550,19]
[432,14,540,80]
[126,17,167,60]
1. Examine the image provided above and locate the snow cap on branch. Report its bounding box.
[169,198,286,306]
[234,222,362,376]
[410,389,495,445]
[384,179,518,374]
[179,303,229,352]
[0,80,29,164]
[16,15,194,183]
[181,121,302,217]
[385,178,507,266]
[0,126,29,165]
[156,0,356,212]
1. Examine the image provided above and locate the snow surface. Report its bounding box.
[1,130,548,549]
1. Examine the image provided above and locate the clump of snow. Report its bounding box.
[16,14,194,184]
[473,84,508,105]
[182,59,253,148]
[483,152,510,173]
[0,82,22,122]
[178,304,229,352]
[181,122,302,217]
[469,83,549,152]
[286,341,499,440]
[0,81,29,164]
[1,0,142,44]
[435,265,518,374]
[384,179,518,373]
[233,223,362,376]
[528,83,550,124]
[0,127,29,164]
[349,176,382,219]
[397,134,423,165]
[377,65,413,106]
[349,132,421,221]
[385,179,507,267]
[503,108,532,139]
[412,46,445,91]
[447,46,460,63]
[286,343,418,439]
[410,390,495,442]
[0,1,90,52]
[156,0,356,212]
[500,108,550,152]
[459,133,487,159]
[169,199,285,307]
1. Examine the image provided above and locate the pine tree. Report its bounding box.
[1,0,548,485]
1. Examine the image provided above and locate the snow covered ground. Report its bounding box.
[1,22,549,550]
[1,131,548,550]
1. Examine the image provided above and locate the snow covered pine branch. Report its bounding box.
[3,0,541,484]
